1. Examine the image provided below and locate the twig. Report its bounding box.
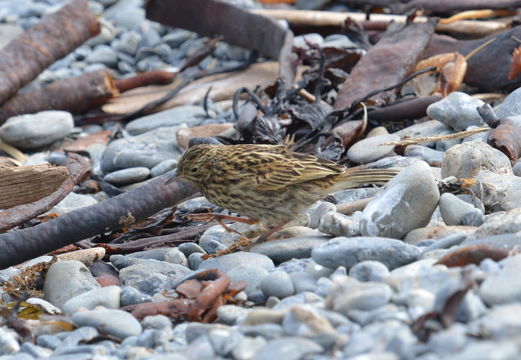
[381,127,489,146]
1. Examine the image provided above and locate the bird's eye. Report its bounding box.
[190,167,198,173]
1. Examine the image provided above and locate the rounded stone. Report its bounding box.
[104,167,150,185]
[71,308,142,340]
[348,261,390,282]
[441,141,512,179]
[426,91,485,131]
[43,260,100,309]
[312,237,419,270]
[360,161,440,239]
[439,193,483,226]
[62,285,121,315]
[260,271,295,299]
[346,134,399,164]
[0,111,74,149]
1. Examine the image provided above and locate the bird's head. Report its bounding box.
[165,144,214,186]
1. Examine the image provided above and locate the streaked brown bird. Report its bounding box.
[167,143,397,255]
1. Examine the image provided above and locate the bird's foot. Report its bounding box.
[201,236,253,259]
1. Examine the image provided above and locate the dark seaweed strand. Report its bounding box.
[0,175,196,269]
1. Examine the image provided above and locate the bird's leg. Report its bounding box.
[185,213,259,227]
[188,213,260,259]
[255,221,290,243]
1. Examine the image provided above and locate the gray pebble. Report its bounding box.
[318,211,360,237]
[150,159,178,177]
[307,201,336,229]
[312,236,418,270]
[0,111,73,149]
[426,92,485,130]
[125,106,206,135]
[120,286,152,306]
[439,193,484,226]
[252,337,323,360]
[188,252,205,270]
[472,171,521,211]
[85,44,118,66]
[165,248,188,266]
[101,126,182,173]
[393,120,451,147]
[260,271,295,299]
[113,30,141,55]
[71,308,142,340]
[43,260,100,309]
[232,336,267,360]
[104,0,144,29]
[118,260,192,296]
[178,242,205,256]
[349,261,389,282]
[479,254,521,305]
[496,86,521,117]
[442,141,512,179]
[360,161,439,239]
[346,134,399,164]
[0,327,19,355]
[104,167,150,185]
[289,272,317,293]
[404,145,444,166]
[62,285,121,315]
[251,235,329,264]
[49,193,98,216]
[327,278,392,312]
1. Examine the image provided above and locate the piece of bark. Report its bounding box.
[252,9,508,37]
[334,20,437,110]
[102,62,281,115]
[0,154,90,232]
[146,0,288,60]
[0,70,117,123]
[0,0,100,105]
[0,165,69,209]
[115,71,175,93]
[488,117,521,163]
[367,95,442,122]
[425,27,521,91]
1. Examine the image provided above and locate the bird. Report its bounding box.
[166,143,398,256]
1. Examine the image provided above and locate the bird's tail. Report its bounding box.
[332,168,399,191]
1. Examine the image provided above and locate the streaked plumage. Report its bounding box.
[170,144,397,228]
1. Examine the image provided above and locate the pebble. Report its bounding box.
[0,111,73,149]
[346,134,399,164]
[312,237,419,270]
[118,260,192,296]
[252,337,323,360]
[318,211,360,237]
[101,126,183,173]
[393,119,451,147]
[479,254,521,305]
[48,192,98,216]
[62,285,121,315]
[260,271,295,298]
[0,328,20,355]
[360,161,440,239]
[404,145,444,166]
[441,141,512,178]
[472,170,521,210]
[150,159,178,177]
[125,106,206,135]
[426,92,485,130]
[250,235,330,263]
[43,260,100,309]
[439,193,484,226]
[104,167,150,185]
[327,277,392,313]
[496,85,521,117]
[85,44,118,66]
[348,261,390,282]
[71,308,142,340]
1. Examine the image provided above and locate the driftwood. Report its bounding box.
[0,70,118,123]
[0,165,69,209]
[0,0,99,105]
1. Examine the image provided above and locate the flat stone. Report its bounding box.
[104,167,150,185]
[439,193,484,226]
[346,134,399,164]
[71,308,142,340]
[312,237,419,270]
[126,106,206,135]
[252,337,323,360]
[251,236,330,263]
[479,254,521,305]
[0,111,73,149]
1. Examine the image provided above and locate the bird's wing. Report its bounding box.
[239,151,345,191]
